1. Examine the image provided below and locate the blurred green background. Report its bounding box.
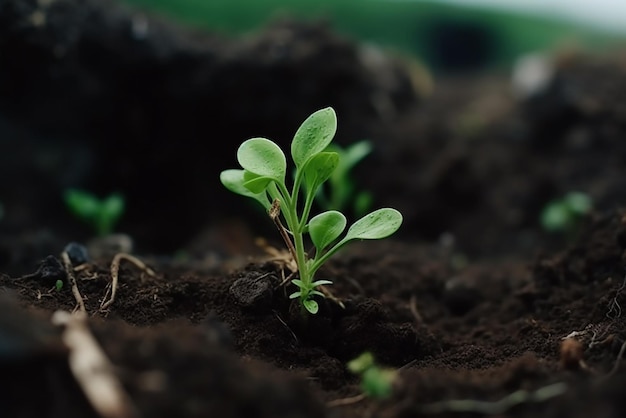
[122,0,626,72]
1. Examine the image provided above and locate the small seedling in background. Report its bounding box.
[64,189,125,237]
[221,107,402,314]
[316,140,373,217]
[55,279,64,292]
[348,352,396,399]
[540,191,592,233]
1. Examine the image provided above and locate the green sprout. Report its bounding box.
[64,189,125,237]
[55,279,64,292]
[316,140,373,216]
[347,352,396,399]
[540,191,592,233]
[220,107,402,314]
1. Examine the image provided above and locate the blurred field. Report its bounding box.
[122,0,625,71]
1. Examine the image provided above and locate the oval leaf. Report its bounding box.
[102,194,125,218]
[345,208,402,241]
[343,140,372,170]
[220,169,271,209]
[291,107,337,168]
[309,210,346,251]
[243,176,273,194]
[303,299,319,314]
[242,170,273,194]
[237,138,286,182]
[64,189,100,219]
[303,152,339,193]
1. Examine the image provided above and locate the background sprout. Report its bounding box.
[316,140,373,216]
[540,191,592,233]
[220,107,402,314]
[347,352,396,399]
[64,189,125,237]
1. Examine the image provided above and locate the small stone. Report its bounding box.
[33,255,66,285]
[229,272,276,311]
[63,242,89,265]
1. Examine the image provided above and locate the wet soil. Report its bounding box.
[3,0,626,417]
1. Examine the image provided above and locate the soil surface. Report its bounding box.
[3,1,626,417]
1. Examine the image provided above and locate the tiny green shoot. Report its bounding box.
[64,189,125,237]
[220,107,402,314]
[540,191,592,233]
[347,352,396,399]
[55,279,64,292]
[316,140,373,216]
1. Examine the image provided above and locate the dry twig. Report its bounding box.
[52,311,138,418]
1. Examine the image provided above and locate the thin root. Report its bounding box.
[60,251,86,314]
[317,284,345,309]
[409,294,423,326]
[100,253,156,311]
[597,339,626,382]
[419,382,568,415]
[327,393,367,408]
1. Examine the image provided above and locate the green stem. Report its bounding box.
[269,181,311,300]
[291,169,304,213]
[309,238,351,277]
[299,188,316,231]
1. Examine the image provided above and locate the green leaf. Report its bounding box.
[242,171,273,194]
[98,193,124,235]
[309,210,346,251]
[344,208,403,241]
[303,152,339,194]
[291,279,305,288]
[102,194,124,218]
[291,107,337,169]
[342,140,372,171]
[64,189,100,219]
[348,352,375,374]
[362,368,394,399]
[237,138,286,182]
[220,169,271,209]
[303,299,319,314]
[289,292,301,299]
[311,279,333,286]
[564,192,592,214]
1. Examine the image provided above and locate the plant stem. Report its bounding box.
[269,199,298,266]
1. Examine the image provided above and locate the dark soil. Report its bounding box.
[3,1,626,417]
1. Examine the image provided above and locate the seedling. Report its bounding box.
[55,279,64,292]
[64,189,125,237]
[540,191,591,233]
[221,107,402,314]
[347,352,396,399]
[316,140,373,216]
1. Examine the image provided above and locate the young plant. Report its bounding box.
[316,140,373,216]
[64,189,125,237]
[540,191,592,233]
[220,107,402,314]
[347,352,397,399]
